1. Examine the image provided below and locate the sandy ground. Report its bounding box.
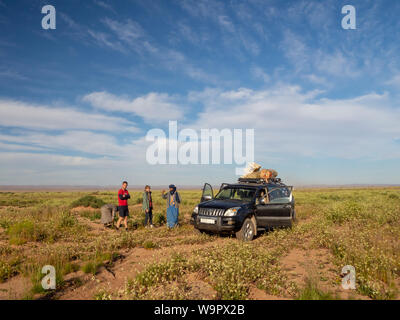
[0,210,370,300]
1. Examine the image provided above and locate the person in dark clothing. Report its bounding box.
[116,181,130,231]
[142,185,154,228]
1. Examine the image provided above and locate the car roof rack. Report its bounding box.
[238,178,267,184]
[237,177,283,184]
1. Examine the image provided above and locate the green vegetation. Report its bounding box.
[153,212,166,226]
[78,209,101,221]
[81,261,103,275]
[297,278,336,300]
[70,195,105,209]
[0,187,399,300]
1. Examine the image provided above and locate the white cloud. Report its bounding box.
[0,151,130,185]
[102,18,158,55]
[251,66,270,82]
[304,74,328,86]
[83,91,184,123]
[59,13,81,30]
[87,29,127,53]
[0,68,27,80]
[93,0,115,12]
[218,15,235,33]
[188,86,400,160]
[180,0,225,21]
[281,30,359,78]
[315,50,359,78]
[2,85,400,185]
[386,74,400,87]
[0,131,122,156]
[0,142,44,152]
[0,99,137,132]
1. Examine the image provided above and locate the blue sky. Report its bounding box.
[0,0,400,186]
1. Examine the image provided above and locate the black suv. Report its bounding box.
[190,178,295,241]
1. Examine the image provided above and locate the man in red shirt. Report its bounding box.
[116,181,130,231]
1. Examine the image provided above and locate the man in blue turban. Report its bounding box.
[162,184,181,228]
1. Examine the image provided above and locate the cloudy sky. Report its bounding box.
[0,0,400,186]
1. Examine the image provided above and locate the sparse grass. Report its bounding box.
[0,261,19,283]
[70,195,106,209]
[82,261,103,275]
[78,209,101,221]
[0,187,399,300]
[153,212,166,226]
[143,240,159,249]
[297,278,336,300]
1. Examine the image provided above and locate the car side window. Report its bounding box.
[256,188,268,205]
[268,187,292,204]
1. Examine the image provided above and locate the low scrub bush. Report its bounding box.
[7,220,47,245]
[82,261,103,275]
[297,278,335,300]
[71,196,105,209]
[153,212,166,226]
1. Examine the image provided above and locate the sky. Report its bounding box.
[0,0,400,186]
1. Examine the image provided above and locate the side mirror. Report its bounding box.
[203,195,212,201]
[260,198,267,205]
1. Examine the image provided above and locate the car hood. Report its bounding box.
[199,199,246,210]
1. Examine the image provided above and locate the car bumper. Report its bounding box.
[190,214,241,233]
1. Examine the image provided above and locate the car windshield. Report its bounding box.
[215,187,256,202]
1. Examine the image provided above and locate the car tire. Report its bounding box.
[236,218,255,241]
[287,209,296,229]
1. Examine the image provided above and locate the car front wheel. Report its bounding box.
[236,218,255,241]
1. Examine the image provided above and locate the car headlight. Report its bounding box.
[224,207,240,216]
[193,206,199,214]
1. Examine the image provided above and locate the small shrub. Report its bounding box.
[63,263,80,275]
[143,240,159,250]
[94,289,112,300]
[0,219,10,229]
[79,210,101,221]
[297,278,335,300]
[153,212,166,226]
[58,211,77,228]
[325,201,362,224]
[82,261,103,275]
[7,221,47,245]
[71,196,105,209]
[0,261,14,282]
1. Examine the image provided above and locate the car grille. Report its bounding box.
[199,208,225,216]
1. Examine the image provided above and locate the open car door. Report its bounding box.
[219,183,229,193]
[256,186,293,227]
[201,183,214,202]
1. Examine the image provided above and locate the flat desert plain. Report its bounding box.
[0,187,399,300]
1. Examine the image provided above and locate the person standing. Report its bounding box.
[142,185,154,228]
[162,184,181,228]
[116,181,130,231]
